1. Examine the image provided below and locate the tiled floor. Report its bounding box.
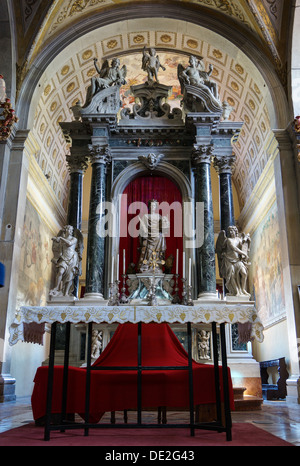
[0,397,299,445]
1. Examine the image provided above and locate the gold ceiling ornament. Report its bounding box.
[50,0,107,33]
[212,49,223,59]
[67,82,75,92]
[160,34,172,43]
[82,49,93,60]
[235,63,244,75]
[44,84,52,96]
[61,65,70,76]
[107,39,118,49]
[133,34,145,44]
[186,39,198,49]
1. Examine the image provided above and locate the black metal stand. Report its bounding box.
[44,319,232,441]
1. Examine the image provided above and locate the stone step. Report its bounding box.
[233,387,263,411]
[234,395,263,411]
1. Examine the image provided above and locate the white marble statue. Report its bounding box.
[137,200,170,273]
[178,55,219,99]
[49,225,84,298]
[198,330,210,360]
[216,225,251,298]
[92,57,127,93]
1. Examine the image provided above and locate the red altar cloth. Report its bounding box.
[31,323,234,421]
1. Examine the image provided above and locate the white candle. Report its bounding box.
[111,256,114,283]
[176,249,179,275]
[188,257,192,286]
[116,254,119,281]
[123,249,126,275]
[182,252,185,279]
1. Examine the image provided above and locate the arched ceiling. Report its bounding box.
[10,0,295,222]
[13,0,293,89]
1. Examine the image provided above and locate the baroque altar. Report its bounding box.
[10,50,264,438]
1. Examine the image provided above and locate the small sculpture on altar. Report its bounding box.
[49,225,84,298]
[142,46,166,84]
[216,225,251,299]
[137,200,170,273]
[91,330,102,361]
[198,330,210,360]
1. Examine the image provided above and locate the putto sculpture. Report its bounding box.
[142,46,166,84]
[49,225,84,299]
[216,225,251,299]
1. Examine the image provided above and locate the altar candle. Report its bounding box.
[111,256,114,283]
[123,249,126,275]
[117,254,119,281]
[182,252,185,279]
[188,257,192,286]
[176,249,179,275]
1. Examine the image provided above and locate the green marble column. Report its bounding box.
[213,155,236,234]
[193,145,216,298]
[66,152,89,297]
[84,144,111,300]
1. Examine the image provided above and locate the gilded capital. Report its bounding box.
[213,154,236,174]
[192,144,214,165]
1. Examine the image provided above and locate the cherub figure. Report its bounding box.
[216,225,251,298]
[142,47,166,83]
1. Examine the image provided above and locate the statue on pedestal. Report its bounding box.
[142,47,166,84]
[137,200,170,273]
[82,57,127,111]
[178,55,222,113]
[216,225,251,299]
[49,225,84,299]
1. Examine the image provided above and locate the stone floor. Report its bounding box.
[0,397,299,445]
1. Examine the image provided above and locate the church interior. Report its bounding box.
[1,0,300,446]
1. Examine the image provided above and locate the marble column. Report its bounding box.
[84,144,111,300]
[65,151,89,297]
[192,144,216,298]
[66,151,89,230]
[213,154,236,234]
[0,130,30,401]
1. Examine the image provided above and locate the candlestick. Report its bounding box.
[123,249,126,275]
[111,256,114,284]
[176,249,179,275]
[182,252,185,279]
[188,257,192,286]
[116,254,119,281]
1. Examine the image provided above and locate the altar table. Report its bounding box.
[9,302,263,442]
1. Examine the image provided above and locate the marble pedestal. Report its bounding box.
[127,273,174,305]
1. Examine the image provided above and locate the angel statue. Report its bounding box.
[91,57,127,95]
[178,55,219,99]
[216,225,251,298]
[142,46,166,84]
[49,225,84,298]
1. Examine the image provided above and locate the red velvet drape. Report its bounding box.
[119,176,183,277]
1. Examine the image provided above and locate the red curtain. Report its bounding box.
[119,176,183,278]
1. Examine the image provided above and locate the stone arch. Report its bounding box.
[16,3,289,130]
[105,161,195,291]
